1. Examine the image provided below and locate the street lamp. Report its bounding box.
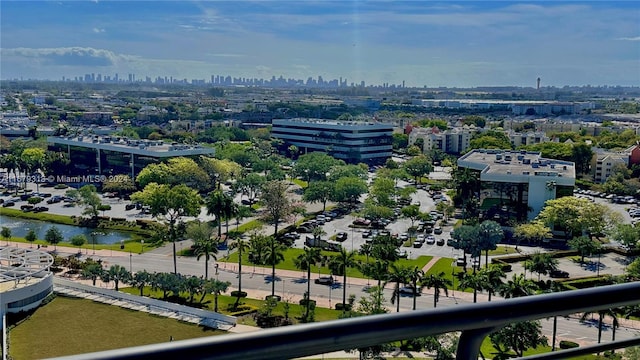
[140,240,144,254]
[129,251,132,273]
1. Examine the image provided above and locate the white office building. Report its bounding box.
[271,118,393,164]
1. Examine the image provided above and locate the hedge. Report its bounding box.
[559,340,579,349]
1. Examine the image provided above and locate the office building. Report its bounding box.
[271,118,393,164]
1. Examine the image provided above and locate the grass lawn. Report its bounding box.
[223,248,432,278]
[488,245,520,256]
[119,287,348,323]
[8,296,224,359]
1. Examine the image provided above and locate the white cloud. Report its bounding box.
[617,36,640,41]
[92,27,105,33]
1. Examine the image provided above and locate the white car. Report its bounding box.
[416,234,426,243]
[426,235,436,245]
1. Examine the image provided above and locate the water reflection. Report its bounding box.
[0,215,133,244]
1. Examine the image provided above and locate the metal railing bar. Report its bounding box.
[520,337,640,360]
[457,327,498,360]
[49,282,640,360]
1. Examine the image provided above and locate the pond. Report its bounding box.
[0,215,134,245]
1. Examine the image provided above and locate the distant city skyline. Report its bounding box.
[1,1,639,88]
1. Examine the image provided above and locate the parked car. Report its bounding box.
[2,201,15,207]
[412,240,423,248]
[20,204,34,212]
[362,229,372,238]
[399,286,421,295]
[426,235,436,245]
[335,232,348,242]
[32,206,49,213]
[436,238,445,246]
[395,249,408,258]
[433,226,443,235]
[456,257,466,266]
[47,195,63,204]
[314,276,334,285]
[550,270,570,278]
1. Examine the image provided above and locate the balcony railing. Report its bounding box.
[52,282,640,360]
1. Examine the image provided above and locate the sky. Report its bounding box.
[1,1,639,88]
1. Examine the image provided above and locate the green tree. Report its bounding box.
[477,220,503,268]
[229,237,250,308]
[82,262,104,286]
[458,271,484,303]
[626,258,640,280]
[70,234,87,252]
[514,222,551,247]
[581,308,620,344]
[498,273,538,299]
[568,236,602,264]
[130,270,151,296]
[360,260,389,289]
[192,237,219,280]
[1,227,11,245]
[263,236,286,297]
[292,152,343,185]
[470,130,512,150]
[202,279,231,312]
[329,247,358,311]
[608,223,640,249]
[101,174,136,198]
[44,226,63,250]
[384,263,409,313]
[25,229,37,247]
[131,183,202,274]
[490,321,548,357]
[20,147,45,190]
[294,247,323,317]
[401,205,422,230]
[234,172,265,204]
[451,225,481,271]
[422,271,452,308]
[205,190,232,238]
[137,157,210,191]
[403,155,433,184]
[536,197,620,240]
[103,264,131,291]
[571,143,594,174]
[332,177,368,208]
[478,265,505,301]
[66,184,102,221]
[524,252,558,281]
[303,181,334,211]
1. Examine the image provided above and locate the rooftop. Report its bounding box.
[458,149,576,179]
[47,135,215,157]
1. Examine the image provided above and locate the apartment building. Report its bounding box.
[408,125,475,155]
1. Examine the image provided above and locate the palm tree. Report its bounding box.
[234,205,253,232]
[229,236,250,308]
[192,237,219,280]
[422,271,452,308]
[361,260,389,288]
[103,265,131,291]
[82,263,103,286]
[458,271,484,303]
[1,227,11,246]
[202,279,231,312]
[498,273,538,299]
[384,263,409,313]
[478,265,505,301]
[130,270,151,296]
[524,251,559,281]
[581,308,620,344]
[329,247,357,310]
[184,276,204,304]
[405,266,424,310]
[294,247,322,317]
[263,236,285,297]
[205,190,231,238]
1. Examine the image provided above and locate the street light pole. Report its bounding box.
[129,251,132,273]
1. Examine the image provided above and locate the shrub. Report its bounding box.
[54,184,68,189]
[299,299,316,308]
[559,340,579,349]
[265,295,281,302]
[335,303,352,311]
[230,291,247,298]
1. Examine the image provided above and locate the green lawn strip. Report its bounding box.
[119,287,344,322]
[223,249,431,278]
[479,336,602,359]
[4,235,152,254]
[8,296,223,360]
[488,246,519,256]
[291,178,308,188]
[0,207,76,225]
